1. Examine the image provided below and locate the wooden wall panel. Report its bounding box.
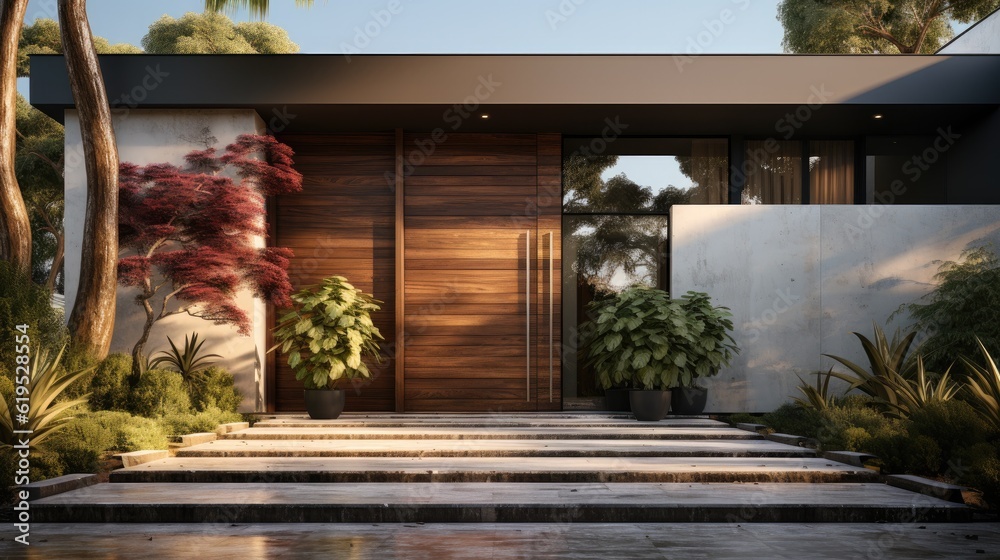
[273,134,396,412]
[273,131,562,413]
[402,132,541,412]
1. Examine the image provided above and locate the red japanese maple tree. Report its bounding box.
[118,134,303,380]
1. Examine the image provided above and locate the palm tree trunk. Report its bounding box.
[0,0,33,275]
[60,0,118,359]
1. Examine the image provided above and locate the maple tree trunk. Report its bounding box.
[60,0,119,359]
[0,0,32,276]
[130,293,156,383]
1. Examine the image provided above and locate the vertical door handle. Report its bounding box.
[547,231,554,402]
[526,230,531,402]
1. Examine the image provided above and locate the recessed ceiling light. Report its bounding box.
[480,113,490,119]
[873,114,884,120]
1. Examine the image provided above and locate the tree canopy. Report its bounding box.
[118,134,302,379]
[17,18,141,77]
[204,0,315,19]
[777,0,1000,54]
[141,12,299,54]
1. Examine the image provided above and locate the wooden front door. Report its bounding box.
[402,133,560,412]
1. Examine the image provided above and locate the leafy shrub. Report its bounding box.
[29,449,66,482]
[906,400,994,473]
[966,455,1000,510]
[44,413,115,473]
[88,353,133,411]
[43,411,170,474]
[159,406,241,436]
[904,246,1000,373]
[59,344,99,401]
[760,404,824,438]
[130,369,192,417]
[726,412,762,427]
[0,261,66,381]
[86,411,168,451]
[189,366,241,413]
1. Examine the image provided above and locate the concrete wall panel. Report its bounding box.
[672,204,1000,413]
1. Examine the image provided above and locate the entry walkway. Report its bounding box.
[11,413,997,557]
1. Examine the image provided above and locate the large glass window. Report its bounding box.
[743,139,855,204]
[561,138,728,405]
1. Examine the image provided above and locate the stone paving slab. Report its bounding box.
[177,437,816,458]
[109,456,877,483]
[30,482,971,523]
[224,426,762,440]
[8,522,998,559]
[254,414,728,429]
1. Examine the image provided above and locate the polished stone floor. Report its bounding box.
[3,522,998,559]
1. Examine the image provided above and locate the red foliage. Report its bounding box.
[118,134,303,335]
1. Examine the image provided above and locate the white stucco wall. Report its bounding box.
[65,109,267,412]
[671,204,1000,413]
[938,9,1000,53]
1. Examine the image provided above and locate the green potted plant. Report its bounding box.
[270,276,384,419]
[582,287,687,421]
[671,291,739,415]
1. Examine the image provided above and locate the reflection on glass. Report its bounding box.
[563,139,728,213]
[560,137,727,405]
[743,140,802,204]
[562,215,668,399]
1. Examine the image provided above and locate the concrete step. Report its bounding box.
[31,482,972,523]
[176,438,816,458]
[253,414,727,429]
[109,456,876,483]
[223,426,763,441]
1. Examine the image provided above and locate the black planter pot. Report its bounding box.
[671,386,708,415]
[303,389,346,419]
[629,390,671,421]
[604,388,632,412]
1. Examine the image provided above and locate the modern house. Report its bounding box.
[30,10,1000,414]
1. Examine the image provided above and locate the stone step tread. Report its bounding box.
[32,482,970,523]
[224,426,762,441]
[109,456,877,484]
[24,522,1000,557]
[176,438,816,458]
[253,416,727,429]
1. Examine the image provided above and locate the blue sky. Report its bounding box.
[24,0,793,55]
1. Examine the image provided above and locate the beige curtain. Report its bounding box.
[810,140,854,204]
[689,139,729,204]
[743,141,801,204]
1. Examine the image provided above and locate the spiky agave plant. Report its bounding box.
[148,332,222,386]
[792,368,838,411]
[825,324,961,419]
[961,337,1000,432]
[0,345,93,451]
